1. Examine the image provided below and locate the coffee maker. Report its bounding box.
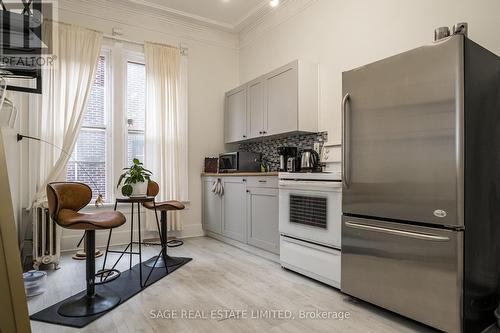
[278,147,297,172]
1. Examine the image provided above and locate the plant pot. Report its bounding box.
[118,181,148,198]
[130,181,148,197]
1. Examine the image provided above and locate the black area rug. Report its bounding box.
[30,257,192,328]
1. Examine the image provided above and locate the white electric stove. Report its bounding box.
[278,145,342,288]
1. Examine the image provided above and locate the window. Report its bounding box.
[67,55,109,201]
[66,47,148,203]
[126,61,146,165]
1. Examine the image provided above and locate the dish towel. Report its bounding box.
[211,179,224,197]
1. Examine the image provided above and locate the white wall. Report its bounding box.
[239,0,500,144]
[16,0,239,251]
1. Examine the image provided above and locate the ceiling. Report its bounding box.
[127,0,278,31]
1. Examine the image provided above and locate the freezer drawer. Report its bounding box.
[341,216,463,333]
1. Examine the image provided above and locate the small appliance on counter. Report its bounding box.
[218,151,262,173]
[278,147,298,172]
[300,149,321,172]
[204,157,219,173]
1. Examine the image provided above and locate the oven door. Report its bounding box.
[279,180,342,248]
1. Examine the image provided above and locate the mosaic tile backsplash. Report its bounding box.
[239,132,328,171]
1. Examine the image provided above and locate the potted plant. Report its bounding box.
[117,158,152,197]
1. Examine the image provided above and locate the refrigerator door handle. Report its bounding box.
[342,93,350,189]
[344,221,451,242]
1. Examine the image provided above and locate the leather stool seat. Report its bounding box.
[58,209,126,230]
[143,200,185,211]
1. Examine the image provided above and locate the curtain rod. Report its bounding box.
[103,34,188,55]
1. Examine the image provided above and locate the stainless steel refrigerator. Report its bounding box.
[341,34,500,333]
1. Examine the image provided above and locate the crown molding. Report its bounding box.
[55,0,239,50]
[120,0,281,33]
[128,0,235,31]
[239,0,319,48]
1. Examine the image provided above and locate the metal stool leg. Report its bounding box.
[144,211,184,268]
[58,230,121,317]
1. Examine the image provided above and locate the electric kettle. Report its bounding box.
[300,149,320,172]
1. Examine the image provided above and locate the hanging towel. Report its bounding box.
[211,178,224,197]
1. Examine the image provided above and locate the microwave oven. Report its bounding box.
[219,152,262,173]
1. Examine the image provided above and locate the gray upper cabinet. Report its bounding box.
[224,60,318,144]
[266,65,298,136]
[247,187,280,254]
[221,178,247,242]
[202,178,222,234]
[225,85,247,143]
[247,78,265,139]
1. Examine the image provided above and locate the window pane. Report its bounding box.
[76,129,106,162]
[127,132,145,166]
[82,56,106,128]
[127,61,146,166]
[67,54,108,201]
[67,129,107,201]
[66,161,106,201]
[126,62,146,131]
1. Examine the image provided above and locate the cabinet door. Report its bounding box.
[222,178,247,242]
[265,64,298,136]
[247,187,280,254]
[247,79,265,139]
[225,86,247,143]
[202,178,222,234]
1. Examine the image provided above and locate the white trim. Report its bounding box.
[239,0,319,48]
[56,0,238,49]
[128,0,235,31]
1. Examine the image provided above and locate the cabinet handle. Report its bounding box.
[259,131,263,134]
[243,135,247,138]
[246,190,250,193]
[258,180,267,183]
[242,179,247,182]
[262,131,267,135]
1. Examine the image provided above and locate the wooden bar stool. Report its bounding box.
[47,182,126,317]
[142,181,185,269]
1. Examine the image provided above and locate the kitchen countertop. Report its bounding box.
[201,172,279,177]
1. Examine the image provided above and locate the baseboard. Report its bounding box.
[205,231,280,264]
[61,223,205,252]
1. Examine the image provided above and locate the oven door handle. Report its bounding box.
[279,180,342,191]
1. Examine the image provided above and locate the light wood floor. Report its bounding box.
[29,237,436,333]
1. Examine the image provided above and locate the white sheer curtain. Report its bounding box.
[30,22,102,206]
[144,42,188,231]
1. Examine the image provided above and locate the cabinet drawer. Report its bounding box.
[246,177,278,188]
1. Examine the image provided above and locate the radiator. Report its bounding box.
[32,207,61,270]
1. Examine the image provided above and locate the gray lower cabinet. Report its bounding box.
[221,178,247,242]
[202,176,280,255]
[246,187,279,254]
[202,177,222,234]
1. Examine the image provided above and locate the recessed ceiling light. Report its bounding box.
[270,0,280,8]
